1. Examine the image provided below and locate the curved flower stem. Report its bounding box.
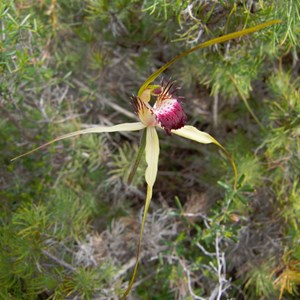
[120,185,153,300]
[138,19,282,97]
[127,129,147,185]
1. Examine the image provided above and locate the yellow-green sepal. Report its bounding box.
[12,122,146,161]
[172,125,238,190]
[121,127,159,299]
[138,19,282,97]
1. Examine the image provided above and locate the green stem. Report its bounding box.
[210,138,238,191]
[121,185,153,299]
[127,129,147,185]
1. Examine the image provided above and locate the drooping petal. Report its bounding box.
[12,122,146,161]
[171,125,217,144]
[172,125,238,189]
[121,127,159,299]
[145,127,159,187]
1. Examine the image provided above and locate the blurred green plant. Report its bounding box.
[2,1,300,299]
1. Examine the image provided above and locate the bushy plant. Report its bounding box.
[1,0,300,299]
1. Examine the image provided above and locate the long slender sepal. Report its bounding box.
[127,129,147,185]
[172,125,238,190]
[11,122,145,161]
[144,127,160,187]
[121,127,159,299]
[138,19,282,97]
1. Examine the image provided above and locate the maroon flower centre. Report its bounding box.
[154,99,187,134]
[154,81,187,134]
[132,80,187,133]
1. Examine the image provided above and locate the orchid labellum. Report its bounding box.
[12,20,281,299]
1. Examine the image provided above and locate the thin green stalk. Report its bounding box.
[121,185,152,299]
[127,129,147,185]
[211,138,238,191]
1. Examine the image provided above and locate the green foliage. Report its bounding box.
[245,262,276,299]
[143,0,188,19]
[274,0,300,46]
[108,141,147,187]
[1,0,300,299]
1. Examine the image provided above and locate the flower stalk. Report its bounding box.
[127,129,146,185]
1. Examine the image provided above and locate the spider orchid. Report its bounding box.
[12,20,281,299]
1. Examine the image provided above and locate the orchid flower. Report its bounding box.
[12,20,281,299]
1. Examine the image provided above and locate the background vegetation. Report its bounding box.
[1,0,299,299]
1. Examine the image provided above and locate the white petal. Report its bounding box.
[12,122,145,161]
[145,127,160,187]
[121,127,159,298]
[172,125,219,145]
[173,125,238,189]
